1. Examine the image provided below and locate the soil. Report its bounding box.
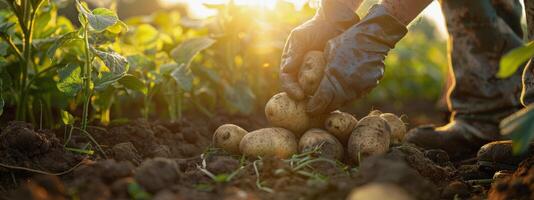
[0,110,532,200]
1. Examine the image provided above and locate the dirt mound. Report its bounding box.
[489,156,534,200]
[0,122,84,184]
[7,175,66,200]
[91,116,266,161]
[2,117,532,200]
[135,157,182,193]
[70,159,135,199]
[357,152,439,200]
[386,145,454,185]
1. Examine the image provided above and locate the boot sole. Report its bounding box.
[477,160,517,172]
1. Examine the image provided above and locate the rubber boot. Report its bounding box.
[405,0,524,160]
[521,0,534,106]
[477,140,534,172]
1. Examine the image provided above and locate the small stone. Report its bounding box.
[112,142,142,165]
[134,158,181,193]
[442,181,470,199]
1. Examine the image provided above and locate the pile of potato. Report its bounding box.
[212,51,407,163]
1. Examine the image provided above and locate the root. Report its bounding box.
[0,159,87,176]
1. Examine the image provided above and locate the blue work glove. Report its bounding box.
[307,5,408,115]
[280,0,360,100]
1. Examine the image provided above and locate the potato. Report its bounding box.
[265,93,310,135]
[379,113,406,144]
[213,124,248,154]
[298,51,326,95]
[298,129,344,160]
[324,111,358,144]
[368,110,383,116]
[348,115,391,163]
[347,183,414,200]
[239,128,297,159]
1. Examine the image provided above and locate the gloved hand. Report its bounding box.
[280,0,359,100]
[306,5,408,115]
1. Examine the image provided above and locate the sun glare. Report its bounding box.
[160,0,447,37]
[160,0,282,18]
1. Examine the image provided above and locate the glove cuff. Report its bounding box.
[318,0,360,31]
[360,4,408,48]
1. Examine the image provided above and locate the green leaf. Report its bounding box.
[0,42,9,56]
[107,20,128,34]
[47,31,82,59]
[119,74,147,94]
[94,72,125,91]
[65,147,94,155]
[132,24,159,45]
[93,48,129,75]
[76,1,118,32]
[197,67,222,83]
[500,104,534,154]
[0,22,15,36]
[88,8,119,32]
[60,110,75,125]
[497,42,534,78]
[127,182,151,200]
[0,80,4,117]
[57,63,82,97]
[170,64,193,92]
[33,6,53,38]
[159,63,178,75]
[92,86,115,114]
[127,54,155,70]
[223,82,255,115]
[0,96,4,117]
[170,37,215,67]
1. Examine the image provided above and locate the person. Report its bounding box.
[280,0,533,169]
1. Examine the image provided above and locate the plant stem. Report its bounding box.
[14,0,44,121]
[72,127,107,159]
[15,1,31,121]
[143,92,149,120]
[177,87,183,120]
[81,22,92,131]
[168,82,177,122]
[143,81,151,120]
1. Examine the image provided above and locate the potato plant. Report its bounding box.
[0,0,70,125]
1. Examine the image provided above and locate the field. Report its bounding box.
[0,0,533,199]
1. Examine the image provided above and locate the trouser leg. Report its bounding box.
[521,0,534,106]
[440,0,524,139]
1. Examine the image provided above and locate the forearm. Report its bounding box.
[338,0,364,12]
[318,0,362,29]
[380,0,433,25]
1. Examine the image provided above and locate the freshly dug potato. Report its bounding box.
[213,124,248,154]
[324,111,358,144]
[348,115,391,163]
[368,110,383,116]
[298,129,344,160]
[298,51,326,94]
[379,113,406,144]
[347,183,414,200]
[265,93,310,135]
[239,128,297,159]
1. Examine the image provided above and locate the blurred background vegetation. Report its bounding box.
[0,0,450,128]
